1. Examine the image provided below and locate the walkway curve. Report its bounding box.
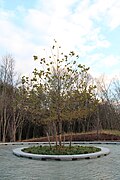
[13,144,110,161]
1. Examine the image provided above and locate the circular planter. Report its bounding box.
[13,146,110,161]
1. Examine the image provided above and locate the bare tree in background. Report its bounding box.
[95,75,120,131]
[0,55,15,142]
[0,54,24,142]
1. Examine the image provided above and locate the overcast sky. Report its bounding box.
[0,0,120,80]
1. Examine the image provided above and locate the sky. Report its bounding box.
[0,0,120,81]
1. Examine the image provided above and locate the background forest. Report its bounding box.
[0,46,120,143]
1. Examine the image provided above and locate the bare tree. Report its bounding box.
[0,55,15,142]
[95,75,120,131]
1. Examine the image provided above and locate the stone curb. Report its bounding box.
[0,141,120,146]
[13,145,110,161]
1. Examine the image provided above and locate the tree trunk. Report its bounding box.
[58,121,62,146]
[0,114,3,142]
[18,126,23,141]
[3,108,7,142]
[96,108,100,140]
[46,132,51,148]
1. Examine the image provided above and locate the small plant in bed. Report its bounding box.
[22,145,101,155]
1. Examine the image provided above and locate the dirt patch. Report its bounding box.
[22,133,120,142]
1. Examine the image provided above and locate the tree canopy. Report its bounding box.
[22,40,98,146]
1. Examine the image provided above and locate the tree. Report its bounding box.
[95,75,120,131]
[23,40,98,146]
[0,54,15,142]
[0,54,26,142]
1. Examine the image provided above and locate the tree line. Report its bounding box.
[0,43,120,142]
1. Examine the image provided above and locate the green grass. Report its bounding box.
[22,145,101,155]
